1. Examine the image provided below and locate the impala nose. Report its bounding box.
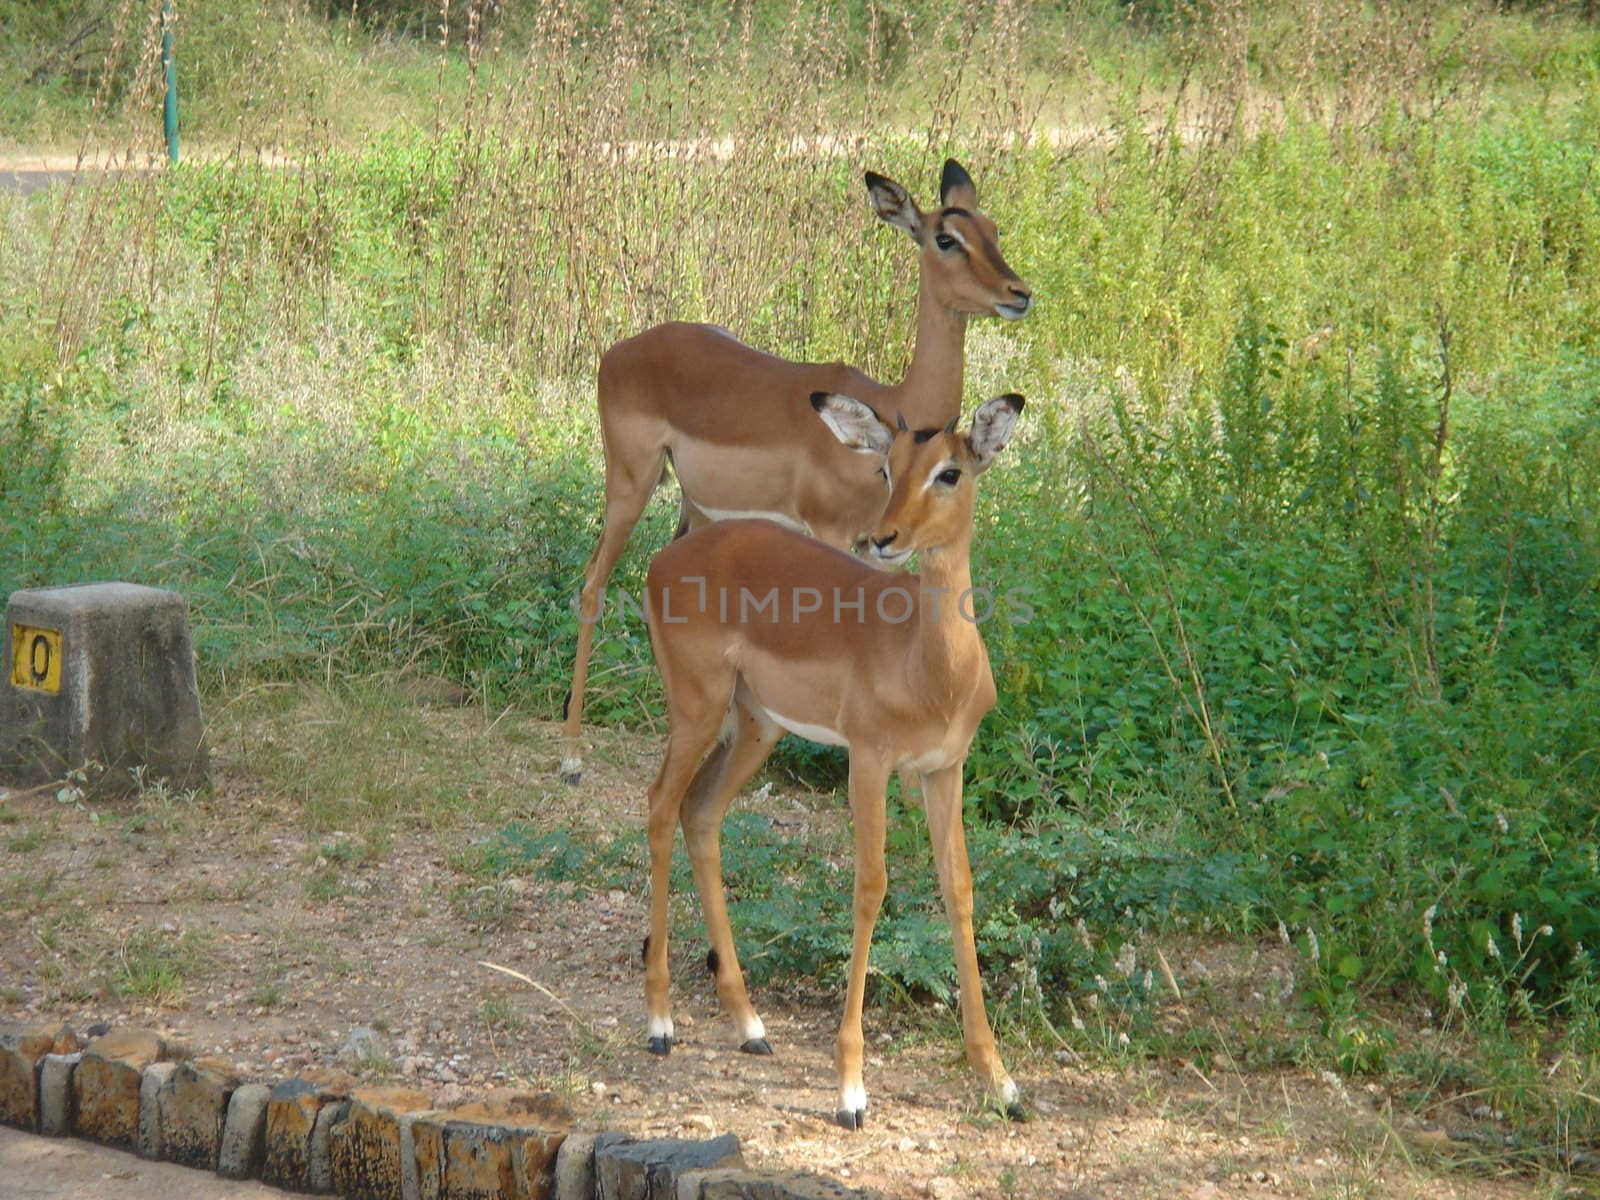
[871,532,898,553]
[995,284,1032,320]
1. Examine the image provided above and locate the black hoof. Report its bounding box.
[647,1036,672,1056]
[560,771,582,787]
[1005,1100,1029,1122]
[835,1108,865,1131]
[740,1038,773,1056]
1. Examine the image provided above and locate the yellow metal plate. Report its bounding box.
[10,624,62,694]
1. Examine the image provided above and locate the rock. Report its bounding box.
[38,1053,80,1136]
[138,1061,178,1158]
[339,1026,385,1062]
[74,1028,166,1151]
[597,1133,743,1200]
[0,1022,69,1130]
[400,1109,429,1200]
[515,1127,572,1200]
[776,1173,885,1200]
[310,1099,350,1193]
[555,1133,600,1200]
[412,1091,572,1200]
[675,1168,752,1199]
[698,1172,883,1199]
[328,1085,433,1200]
[218,1082,271,1179]
[262,1070,355,1192]
[158,1057,241,1169]
[924,1178,958,1200]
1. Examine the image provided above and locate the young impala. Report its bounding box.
[639,392,1027,1129]
[561,160,1032,782]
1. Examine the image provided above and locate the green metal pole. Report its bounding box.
[161,0,179,164]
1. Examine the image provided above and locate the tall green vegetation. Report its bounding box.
[2,0,1598,1145]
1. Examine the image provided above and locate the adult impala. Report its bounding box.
[640,392,1027,1129]
[561,159,1031,782]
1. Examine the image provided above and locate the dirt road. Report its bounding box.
[0,1126,292,1199]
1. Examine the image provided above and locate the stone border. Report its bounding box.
[1,1022,881,1199]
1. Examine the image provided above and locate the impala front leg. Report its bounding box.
[836,753,891,1130]
[921,763,1022,1118]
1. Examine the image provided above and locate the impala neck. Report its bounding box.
[896,281,967,428]
[912,533,982,693]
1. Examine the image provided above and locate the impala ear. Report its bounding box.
[967,393,1024,471]
[865,171,923,241]
[812,392,894,457]
[940,158,978,210]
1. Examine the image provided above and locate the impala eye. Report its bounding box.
[934,233,959,252]
[936,467,962,486]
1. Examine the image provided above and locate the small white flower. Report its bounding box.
[1447,980,1467,1008]
[1422,905,1437,941]
[1114,942,1137,978]
[1537,925,1553,938]
[1142,969,1154,993]
[1486,933,1501,959]
[1117,1031,1130,1047]
[1495,812,1509,834]
[1094,974,1109,992]
[1070,1013,1085,1031]
[1277,920,1290,946]
[1306,927,1320,963]
[1512,913,1523,944]
[1437,950,1448,967]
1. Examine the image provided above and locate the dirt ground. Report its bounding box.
[0,691,1561,1199]
[0,1125,292,1199]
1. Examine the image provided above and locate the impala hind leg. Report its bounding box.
[643,698,730,1055]
[835,753,891,1131]
[920,764,1022,1118]
[563,448,667,785]
[679,697,782,1054]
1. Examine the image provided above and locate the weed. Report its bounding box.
[4,829,44,854]
[113,928,211,1006]
[479,996,526,1035]
[250,982,286,1009]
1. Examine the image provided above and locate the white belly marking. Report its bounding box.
[696,505,811,534]
[902,746,956,773]
[761,707,849,748]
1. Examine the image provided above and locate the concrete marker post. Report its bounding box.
[2,583,209,794]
